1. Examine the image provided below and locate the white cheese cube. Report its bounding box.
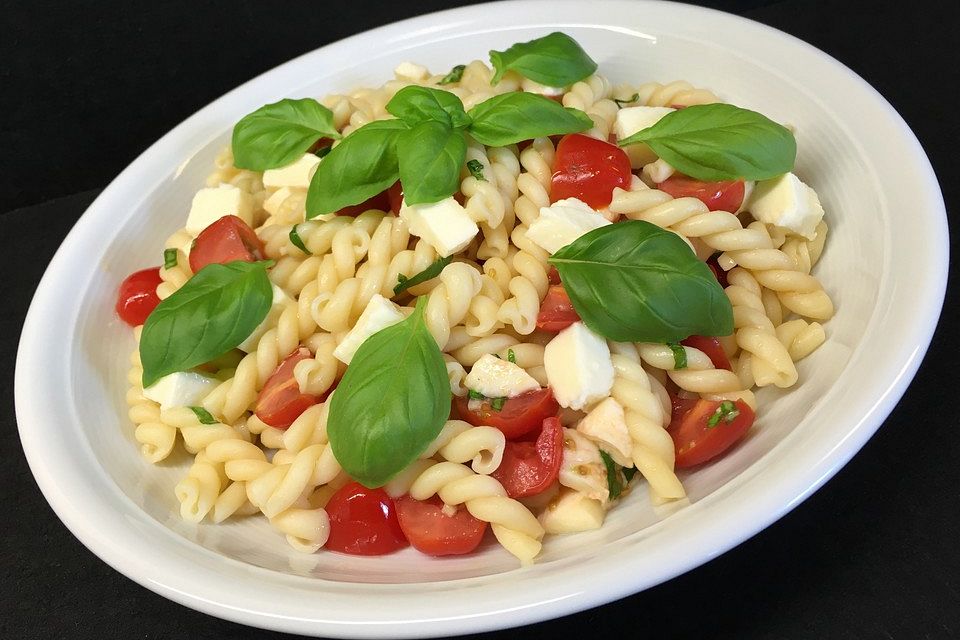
[333,294,405,364]
[186,184,254,236]
[394,61,430,82]
[237,285,292,353]
[540,488,606,534]
[614,106,675,169]
[557,428,608,504]
[399,197,479,258]
[521,78,567,97]
[527,198,611,254]
[642,158,676,185]
[739,180,754,214]
[745,172,824,240]
[262,154,321,190]
[544,322,614,410]
[464,353,541,399]
[577,397,633,467]
[143,371,219,411]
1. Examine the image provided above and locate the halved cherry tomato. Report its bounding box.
[668,399,756,468]
[325,482,408,555]
[454,388,559,440]
[547,266,562,285]
[189,215,265,273]
[536,285,580,332]
[115,267,163,326]
[657,175,746,213]
[706,253,729,288]
[490,417,563,498]
[681,335,732,370]
[551,133,632,209]
[255,347,318,429]
[395,495,487,556]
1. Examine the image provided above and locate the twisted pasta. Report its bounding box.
[562,74,618,140]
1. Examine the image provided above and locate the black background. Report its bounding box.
[3,1,958,638]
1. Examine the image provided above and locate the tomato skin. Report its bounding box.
[454,388,559,440]
[668,399,756,468]
[706,253,729,288]
[189,215,266,273]
[386,181,404,214]
[116,267,163,326]
[490,417,563,498]
[657,175,746,213]
[325,482,408,555]
[681,335,732,370]
[395,495,487,556]
[551,134,632,209]
[536,285,581,332]
[255,347,318,429]
[547,266,562,286]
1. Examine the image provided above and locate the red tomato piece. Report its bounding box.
[386,180,404,214]
[706,253,729,288]
[536,285,580,332]
[189,215,265,274]
[325,482,408,555]
[550,133,632,208]
[547,266,562,286]
[454,388,559,440]
[681,335,732,370]
[255,347,318,429]
[657,175,746,213]
[395,495,487,556]
[668,399,756,468]
[308,137,333,154]
[115,267,163,326]
[490,417,563,498]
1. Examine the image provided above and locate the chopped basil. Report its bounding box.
[314,145,332,158]
[490,397,506,411]
[614,93,640,107]
[507,348,517,364]
[466,158,485,181]
[707,400,740,427]
[622,466,638,482]
[439,64,466,85]
[393,256,452,295]
[189,406,218,425]
[667,342,688,369]
[289,224,309,254]
[163,248,178,270]
[468,389,485,400]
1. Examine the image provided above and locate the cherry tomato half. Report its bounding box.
[255,347,318,429]
[387,180,404,214]
[490,417,563,498]
[536,285,580,332]
[455,388,560,440]
[668,399,756,468]
[657,175,746,213]
[189,215,265,274]
[551,133,632,209]
[706,253,729,289]
[325,482,408,555]
[681,335,732,370]
[115,267,163,326]
[547,266,562,286]
[395,495,487,556]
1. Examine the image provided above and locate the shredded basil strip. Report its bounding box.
[599,450,624,500]
[707,400,740,427]
[622,466,638,482]
[393,256,452,296]
[507,348,517,364]
[163,248,178,270]
[467,158,485,181]
[289,225,309,254]
[490,397,506,411]
[468,389,485,400]
[614,93,640,107]
[667,342,688,369]
[439,64,466,85]
[189,406,218,425]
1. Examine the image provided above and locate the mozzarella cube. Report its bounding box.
[739,180,754,214]
[143,371,219,411]
[557,428,608,503]
[614,106,675,169]
[745,172,824,240]
[399,197,479,257]
[642,158,676,185]
[527,198,611,254]
[544,322,614,410]
[185,184,253,236]
[540,488,606,534]
[237,285,292,353]
[394,61,430,82]
[333,294,405,364]
[464,353,541,399]
[262,154,321,190]
[577,397,633,467]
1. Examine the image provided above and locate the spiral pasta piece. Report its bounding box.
[562,74,618,140]
[423,420,506,474]
[156,228,194,300]
[614,80,721,107]
[126,329,177,463]
[423,262,483,348]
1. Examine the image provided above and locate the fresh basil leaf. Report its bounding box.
[397,120,466,205]
[618,103,796,181]
[507,348,516,364]
[599,450,624,500]
[232,98,340,170]
[549,221,734,342]
[614,93,640,108]
[306,119,407,217]
[667,342,688,369]
[466,92,592,147]
[189,406,218,425]
[327,297,449,488]
[466,159,485,181]
[489,32,597,87]
[386,86,471,129]
[439,64,466,85]
[289,225,309,254]
[393,256,452,295]
[163,248,178,270]
[140,261,273,387]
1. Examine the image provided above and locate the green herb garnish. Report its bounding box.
[163,248,178,270]
[189,406,218,425]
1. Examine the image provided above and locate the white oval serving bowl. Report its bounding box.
[16,1,948,637]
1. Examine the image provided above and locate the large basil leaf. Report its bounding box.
[306,119,407,217]
[327,297,450,488]
[397,121,467,205]
[387,86,471,129]
[231,98,340,170]
[549,221,733,342]
[140,261,273,387]
[618,104,796,181]
[466,93,592,147]
[489,32,597,87]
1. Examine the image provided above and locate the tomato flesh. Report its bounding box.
[455,388,559,440]
[255,347,319,429]
[189,215,266,274]
[490,417,563,498]
[325,482,408,555]
[547,266,562,285]
[551,133,632,208]
[657,175,746,213]
[536,285,580,332]
[668,399,756,468]
[681,335,732,370]
[116,267,163,326]
[395,495,487,556]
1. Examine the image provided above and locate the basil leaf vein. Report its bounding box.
[397,120,467,205]
[489,32,597,87]
[467,92,592,147]
[387,86,471,129]
[393,256,452,295]
[232,98,340,170]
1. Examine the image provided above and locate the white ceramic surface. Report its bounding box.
[16,1,948,637]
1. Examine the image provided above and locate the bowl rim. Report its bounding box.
[15,1,949,637]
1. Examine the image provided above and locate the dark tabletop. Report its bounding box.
[3,1,958,638]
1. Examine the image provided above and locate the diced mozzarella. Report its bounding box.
[739,180,755,214]
[394,61,430,82]
[521,78,567,97]
[332,294,405,364]
[745,172,824,240]
[576,397,633,467]
[143,371,219,411]
[642,158,676,184]
[540,488,605,534]
[237,285,293,352]
[464,353,540,399]
[262,154,321,190]
[185,184,254,236]
[614,106,675,169]
[526,198,611,254]
[544,322,614,410]
[557,428,608,504]
[399,197,479,258]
